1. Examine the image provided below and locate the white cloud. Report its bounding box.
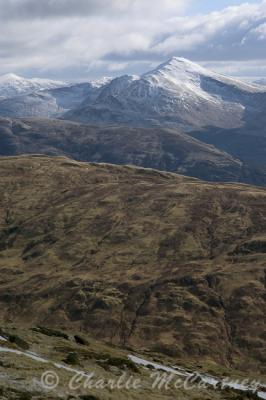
[151,2,266,56]
[249,22,266,39]
[0,0,265,79]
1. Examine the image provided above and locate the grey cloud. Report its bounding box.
[0,0,123,19]
[0,0,187,20]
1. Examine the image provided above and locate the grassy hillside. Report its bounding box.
[1,325,264,400]
[0,155,265,377]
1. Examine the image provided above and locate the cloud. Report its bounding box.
[0,0,188,19]
[0,0,265,79]
[0,0,121,19]
[149,2,266,61]
[248,21,266,40]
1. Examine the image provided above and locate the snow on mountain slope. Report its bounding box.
[0,73,66,99]
[0,92,63,118]
[0,74,113,117]
[1,59,266,131]
[66,57,266,131]
[90,76,113,88]
[143,57,264,97]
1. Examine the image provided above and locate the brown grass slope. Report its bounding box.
[0,155,265,375]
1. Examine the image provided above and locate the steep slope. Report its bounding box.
[0,73,65,99]
[66,57,266,131]
[0,117,257,184]
[0,156,265,374]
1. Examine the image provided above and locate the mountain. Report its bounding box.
[66,57,266,131]
[2,117,266,185]
[0,83,101,118]
[0,80,111,118]
[1,59,265,132]
[1,60,266,186]
[0,92,64,118]
[0,73,65,99]
[0,156,265,376]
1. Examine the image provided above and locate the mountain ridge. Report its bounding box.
[4,117,266,186]
[0,73,66,99]
[143,57,263,93]
[65,56,266,131]
[1,57,266,132]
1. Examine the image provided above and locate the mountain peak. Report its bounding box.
[143,56,263,94]
[148,56,208,77]
[142,57,212,92]
[168,56,194,64]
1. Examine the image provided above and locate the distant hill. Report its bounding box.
[1,117,266,185]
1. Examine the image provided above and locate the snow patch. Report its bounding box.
[129,353,266,399]
[128,355,190,377]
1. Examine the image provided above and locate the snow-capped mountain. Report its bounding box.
[0,80,110,118]
[66,57,266,131]
[1,58,266,131]
[143,57,262,95]
[0,73,66,99]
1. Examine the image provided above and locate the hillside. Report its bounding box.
[2,117,266,186]
[190,121,266,170]
[0,156,265,376]
[0,325,265,400]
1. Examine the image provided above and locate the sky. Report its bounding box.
[0,0,266,81]
[189,0,260,13]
